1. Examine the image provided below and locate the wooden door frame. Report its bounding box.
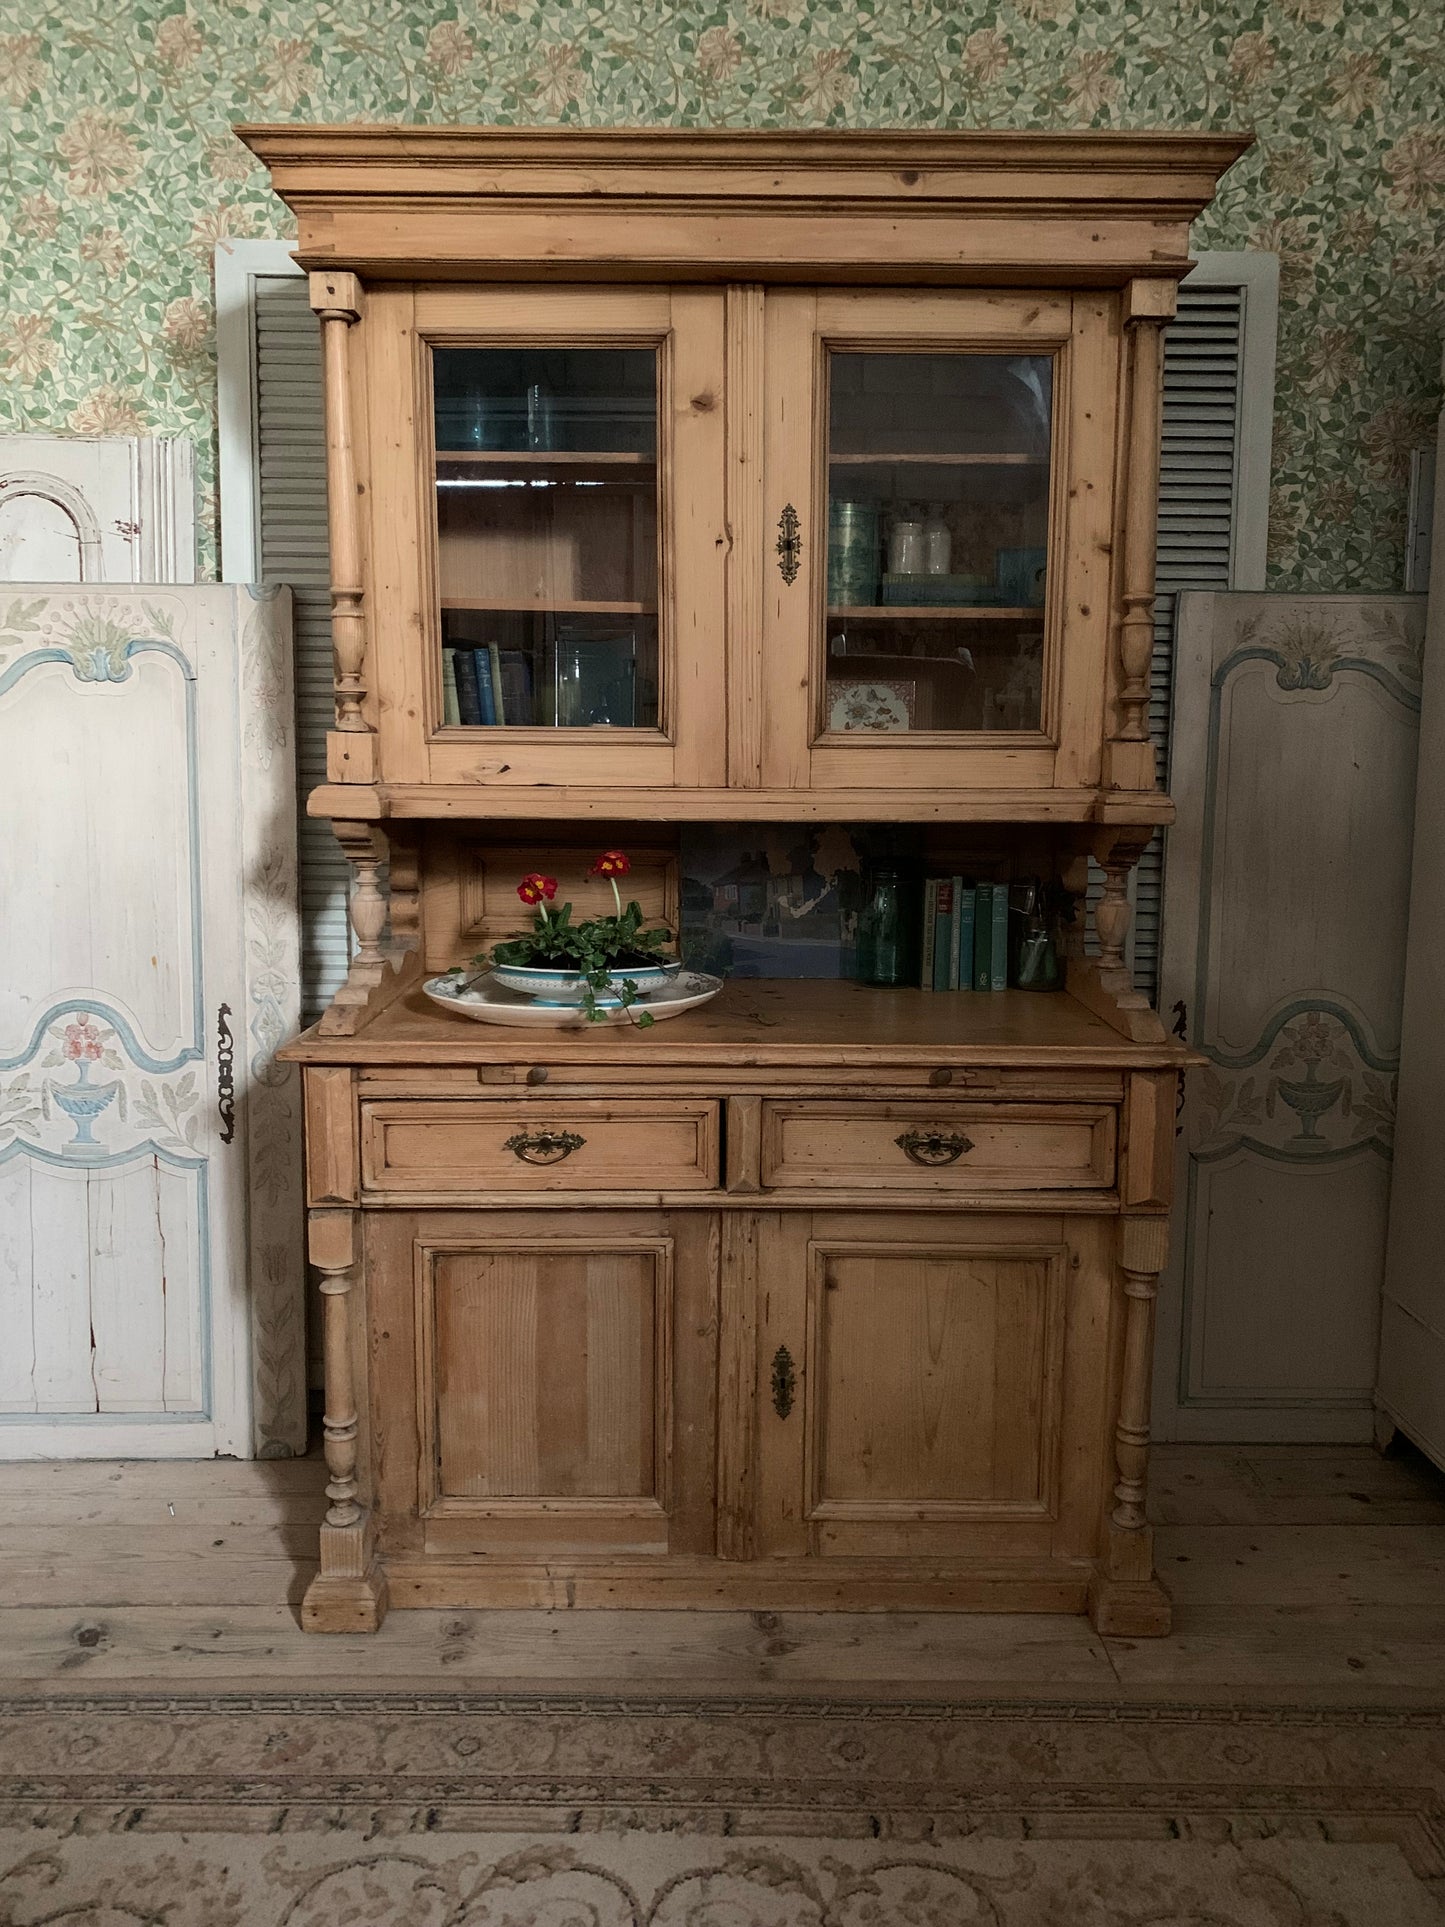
[755,288,1115,794]
[363,283,728,792]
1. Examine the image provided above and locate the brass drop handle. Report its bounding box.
[503,1128,585,1166]
[895,1127,973,1167]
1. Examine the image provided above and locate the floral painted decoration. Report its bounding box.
[62,1013,105,1061]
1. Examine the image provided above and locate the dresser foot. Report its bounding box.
[1087,1570,1171,1638]
[301,1559,389,1633]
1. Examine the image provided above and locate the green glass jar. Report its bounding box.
[855,866,919,987]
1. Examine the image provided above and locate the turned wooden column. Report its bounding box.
[1106,277,1175,794]
[310,269,376,786]
[1089,1213,1172,1637]
[301,1207,387,1632]
[317,820,390,1037]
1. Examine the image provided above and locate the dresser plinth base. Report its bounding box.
[1086,1571,1173,1638]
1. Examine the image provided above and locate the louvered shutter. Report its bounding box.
[1089,279,1246,998]
[255,276,351,1023]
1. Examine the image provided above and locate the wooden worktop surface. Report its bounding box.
[281,978,1191,1070]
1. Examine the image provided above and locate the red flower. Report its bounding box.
[590,850,631,878]
[517,873,558,906]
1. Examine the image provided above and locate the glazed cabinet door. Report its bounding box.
[367,1208,718,1560]
[752,1209,1117,1564]
[365,285,727,790]
[756,290,1119,796]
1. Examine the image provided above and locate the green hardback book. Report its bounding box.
[441,648,461,726]
[931,878,954,992]
[920,880,939,991]
[973,882,993,990]
[991,881,1009,990]
[954,879,974,991]
[487,642,507,726]
[453,646,484,725]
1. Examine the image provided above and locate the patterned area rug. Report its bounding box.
[1,1692,1442,1924]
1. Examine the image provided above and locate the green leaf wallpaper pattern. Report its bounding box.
[0,0,1440,585]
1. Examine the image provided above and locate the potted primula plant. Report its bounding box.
[484,850,678,1025]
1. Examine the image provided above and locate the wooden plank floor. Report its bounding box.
[1,1442,1442,1701]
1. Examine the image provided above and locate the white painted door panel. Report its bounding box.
[1379,384,1445,1472]
[0,586,304,1458]
[0,436,194,584]
[1156,592,1426,1443]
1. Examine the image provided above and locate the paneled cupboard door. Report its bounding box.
[753,1211,1116,1563]
[366,287,728,789]
[758,291,1119,793]
[368,1209,719,1561]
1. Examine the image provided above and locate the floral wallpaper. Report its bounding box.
[0,0,1440,585]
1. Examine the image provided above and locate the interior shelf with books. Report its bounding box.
[434,342,660,732]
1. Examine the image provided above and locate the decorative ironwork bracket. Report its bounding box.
[775,503,801,585]
[771,1344,796,1419]
[216,1003,236,1145]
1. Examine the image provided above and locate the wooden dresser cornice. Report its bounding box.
[235,125,1253,284]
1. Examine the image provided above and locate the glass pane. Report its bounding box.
[433,347,659,729]
[824,352,1052,735]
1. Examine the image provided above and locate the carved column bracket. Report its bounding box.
[301,1208,387,1632]
[1063,831,1165,1044]
[1106,277,1176,795]
[1089,1212,1172,1638]
[310,270,375,785]
[317,821,421,1037]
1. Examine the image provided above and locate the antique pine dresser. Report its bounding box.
[245,127,1247,1632]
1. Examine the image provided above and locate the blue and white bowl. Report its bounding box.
[490,960,683,1007]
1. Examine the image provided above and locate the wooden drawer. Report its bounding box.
[361,1100,720,1194]
[759,1101,1115,1192]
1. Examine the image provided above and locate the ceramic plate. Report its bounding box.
[424,969,723,1029]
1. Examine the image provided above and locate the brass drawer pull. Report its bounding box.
[771,1345,796,1419]
[895,1127,974,1167]
[503,1128,585,1165]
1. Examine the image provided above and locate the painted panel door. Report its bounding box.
[1379,395,1445,1472]
[1155,592,1426,1442]
[0,586,304,1458]
[370,1209,718,1560]
[756,290,1117,794]
[365,286,728,791]
[752,1209,1115,1564]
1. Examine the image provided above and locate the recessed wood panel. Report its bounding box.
[808,1241,1064,1514]
[761,1101,1115,1192]
[430,1239,668,1500]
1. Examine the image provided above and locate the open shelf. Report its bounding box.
[829,605,1043,621]
[436,451,656,486]
[442,598,656,615]
[829,452,1046,467]
[290,978,1182,1067]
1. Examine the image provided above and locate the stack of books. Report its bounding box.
[921,878,1011,991]
[442,643,534,726]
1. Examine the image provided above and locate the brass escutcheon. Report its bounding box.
[770,1345,796,1419]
